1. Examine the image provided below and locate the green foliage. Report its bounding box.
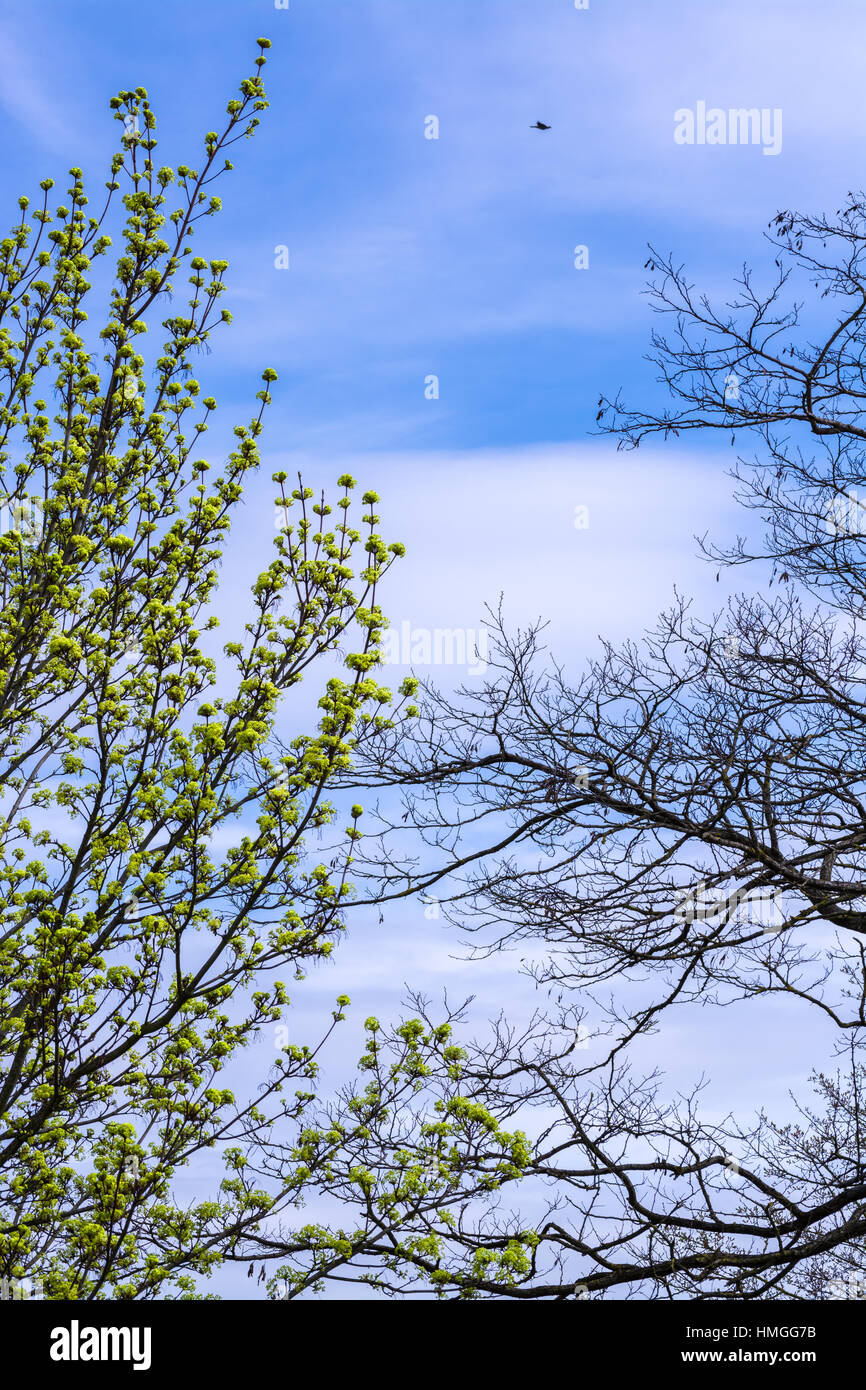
[0,42,409,1300]
[236,1010,536,1301]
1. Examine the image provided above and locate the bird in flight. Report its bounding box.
[530,121,551,130]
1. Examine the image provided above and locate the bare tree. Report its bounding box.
[234,196,866,1299]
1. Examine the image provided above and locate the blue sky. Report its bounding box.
[2,0,863,1296]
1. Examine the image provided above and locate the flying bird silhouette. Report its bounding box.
[530,121,551,130]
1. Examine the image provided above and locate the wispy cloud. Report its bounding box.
[0,21,83,154]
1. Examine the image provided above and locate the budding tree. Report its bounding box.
[0,41,415,1299]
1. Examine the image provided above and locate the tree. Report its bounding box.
[235,196,866,1298]
[0,41,414,1300]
